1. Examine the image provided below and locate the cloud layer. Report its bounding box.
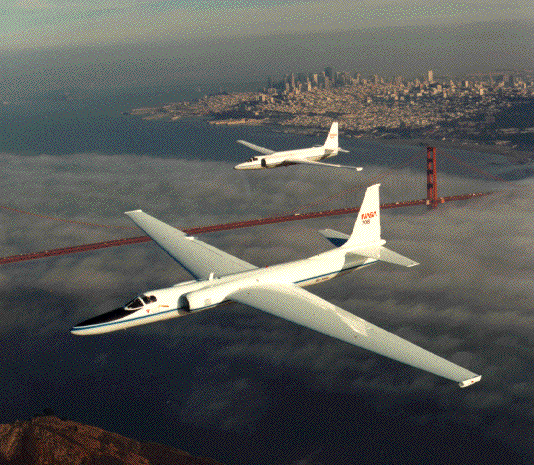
[0,152,532,462]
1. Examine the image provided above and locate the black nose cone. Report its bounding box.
[75,307,132,328]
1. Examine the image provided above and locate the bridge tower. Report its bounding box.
[426,146,438,209]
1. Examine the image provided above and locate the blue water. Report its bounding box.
[0,85,518,181]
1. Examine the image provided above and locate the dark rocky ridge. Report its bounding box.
[0,415,223,465]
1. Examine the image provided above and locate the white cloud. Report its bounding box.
[1,152,534,456]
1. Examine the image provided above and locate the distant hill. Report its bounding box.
[0,415,224,465]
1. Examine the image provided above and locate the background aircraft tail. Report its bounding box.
[323,122,339,152]
[319,184,418,267]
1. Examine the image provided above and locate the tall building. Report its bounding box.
[428,70,434,83]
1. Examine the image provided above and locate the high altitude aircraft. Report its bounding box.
[72,184,481,388]
[234,122,363,170]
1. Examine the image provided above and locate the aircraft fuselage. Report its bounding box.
[234,146,335,170]
[71,247,376,335]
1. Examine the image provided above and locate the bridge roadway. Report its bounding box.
[0,192,491,265]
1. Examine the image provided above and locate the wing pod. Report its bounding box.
[184,286,229,311]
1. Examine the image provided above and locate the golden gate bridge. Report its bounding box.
[0,147,503,266]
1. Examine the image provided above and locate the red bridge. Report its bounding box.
[0,147,496,266]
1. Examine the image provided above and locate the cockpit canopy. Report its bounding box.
[248,157,259,162]
[124,294,157,311]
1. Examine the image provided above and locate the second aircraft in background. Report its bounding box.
[234,122,363,171]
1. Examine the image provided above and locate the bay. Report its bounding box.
[0,84,519,183]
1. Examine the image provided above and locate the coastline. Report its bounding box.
[130,111,534,167]
[204,117,534,165]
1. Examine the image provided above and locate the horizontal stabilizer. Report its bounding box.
[319,229,418,267]
[349,246,419,267]
[319,228,349,247]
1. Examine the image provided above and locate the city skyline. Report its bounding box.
[1,20,532,99]
[266,65,533,89]
[133,60,534,156]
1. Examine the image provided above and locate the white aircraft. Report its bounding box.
[234,122,362,170]
[71,184,481,388]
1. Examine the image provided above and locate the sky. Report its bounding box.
[2,0,534,50]
[0,146,533,463]
[0,0,533,97]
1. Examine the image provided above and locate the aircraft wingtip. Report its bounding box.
[125,209,143,215]
[458,375,482,388]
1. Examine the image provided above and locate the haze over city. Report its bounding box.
[0,1,532,96]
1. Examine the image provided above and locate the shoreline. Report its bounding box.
[205,117,534,165]
[130,112,534,166]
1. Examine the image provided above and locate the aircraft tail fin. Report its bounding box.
[343,183,381,248]
[323,122,339,152]
[337,183,418,266]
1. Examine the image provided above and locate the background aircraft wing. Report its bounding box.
[237,140,275,155]
[229,283,481,387]
[293,159,363,170]
[125,210,258,280]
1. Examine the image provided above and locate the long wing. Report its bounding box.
[229,283,481,387]
[237,140,275,155]
[293,159,363,171]
[125,210,257,280]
